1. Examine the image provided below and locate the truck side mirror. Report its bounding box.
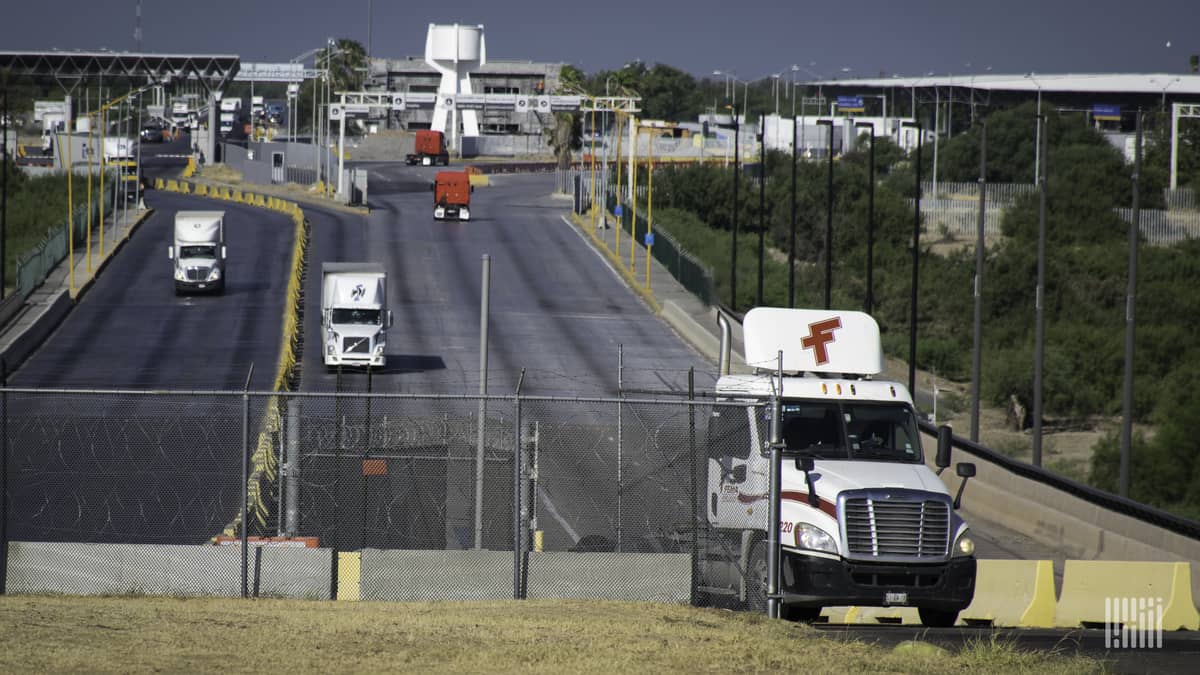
[470,185,475,193]
[387,310,394,328]
[953,462,975,510]
[429,182,435,192]
[935,424,952,474]
[221,245,227,260]
[794,456,820,508]
[167,245,174,260]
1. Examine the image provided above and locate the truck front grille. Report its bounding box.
[342,337,371,354]
[843,497,949,558]
[185,267,209,281]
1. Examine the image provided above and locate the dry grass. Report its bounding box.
[0,596,1105,674]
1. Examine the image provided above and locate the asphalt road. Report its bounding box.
[6,186,294,544]
[291,166,712,553]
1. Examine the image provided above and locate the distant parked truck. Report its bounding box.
[405,129,450,166]
[432,171,473,221]
[321,262,392,369]
[168,211,226,294]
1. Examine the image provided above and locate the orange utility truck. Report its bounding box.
[406,129,450,166]
[432,171,473,221]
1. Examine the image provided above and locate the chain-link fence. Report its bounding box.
[1,387,758,606]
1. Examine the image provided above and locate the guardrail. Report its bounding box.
[919,419,1200,540]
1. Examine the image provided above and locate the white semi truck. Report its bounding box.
[168,211,226,294]
[696,307,977,626]
[321,262,392,369]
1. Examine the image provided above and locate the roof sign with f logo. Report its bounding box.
[800,317,842,366]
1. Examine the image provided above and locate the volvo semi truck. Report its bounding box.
[321,262,392,369]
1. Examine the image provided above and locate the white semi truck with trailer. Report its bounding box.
[168,211,226,294]
[696,307,977,626]
[321,262,392,369]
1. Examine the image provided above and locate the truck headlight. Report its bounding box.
[796,523,838,554]
[374,342,385,356]
[207,267,221,281]
[174,268,186,281]
[953,532,975,557]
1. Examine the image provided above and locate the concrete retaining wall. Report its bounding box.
[525,552,690,603]
[358,549,514,601]
[5,542,335,599]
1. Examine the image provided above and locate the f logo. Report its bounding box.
[351,284,365,301]
[801,317,842,365]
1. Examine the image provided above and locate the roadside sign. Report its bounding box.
[1093,104,1121,121]
[614,205,623,217]
[837,96,865,113]
[644,232,654,246]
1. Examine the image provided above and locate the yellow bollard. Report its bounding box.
[154,177,164,190]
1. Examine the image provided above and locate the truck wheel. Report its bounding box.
[744,540,769,614]
[918,608,960,627]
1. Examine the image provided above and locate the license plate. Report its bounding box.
[884,592,908,606]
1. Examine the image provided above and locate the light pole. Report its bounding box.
[730,106,740,309]
[970,121,987,443]
[902,121,923,397]
[816,118,834,309]
[789,65,799,307]
[855,122,876,314]
[1032,114,1048,466]
[757,116,766,306]
[1026,73,1042,183]
[1119,111,1143,496]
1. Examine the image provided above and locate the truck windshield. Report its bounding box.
[331,308,382,325]
[179,245,216,259]
[779,401,922,463]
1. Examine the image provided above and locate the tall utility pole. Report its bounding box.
[856,122,876,314]
[970,122,987,443]
[788,99,798,307]
[816,119,834,309]
[1032,116,1048,467]
[757,115,766,306]
[902,121,923,397]
[730,112,739,309]
[1119,112,1143,498]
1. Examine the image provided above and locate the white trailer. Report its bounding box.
[694,307,977,625]
[168,211,226,294]
[321,262,392,369]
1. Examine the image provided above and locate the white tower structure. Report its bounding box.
[425,23,485,150]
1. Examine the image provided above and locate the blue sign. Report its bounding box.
[1093,104,1121,121]
[614,204,623,217]
[837,96,865,113]
[644,232,655,246]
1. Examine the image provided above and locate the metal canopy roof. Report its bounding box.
[807,73,1200,96]
[0,51,240,93]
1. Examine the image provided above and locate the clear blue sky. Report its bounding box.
[1,0,1196,79]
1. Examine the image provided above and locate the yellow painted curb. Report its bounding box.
[960,559,1057,627]
[338,552,361,601]
[1056,560,1199,630]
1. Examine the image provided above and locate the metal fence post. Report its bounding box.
[766,352,783,619]
[1,358,8,595]
[688,367,697,606]
[241,363,254,599]
[285,398,300,537]
[616,344,624,552]
[512,369,525,599]
[476,254,491,549]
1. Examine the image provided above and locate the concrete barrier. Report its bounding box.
[959,559,1057,627]
[1056,560,1199,630]
[337,551,361,601]
[525,552,691,603]
[0,290,71,369]
[358,549,513,601]
[257,547,333,600]
[6,542,241,597]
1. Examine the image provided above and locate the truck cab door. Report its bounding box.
[706,404,769,530]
